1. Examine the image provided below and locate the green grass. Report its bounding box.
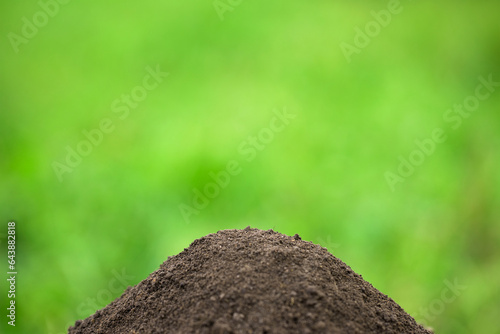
[1,1,499,333]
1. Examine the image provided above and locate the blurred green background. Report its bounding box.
[1,0,499,333]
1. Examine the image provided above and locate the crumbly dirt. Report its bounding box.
[68,227,433,333]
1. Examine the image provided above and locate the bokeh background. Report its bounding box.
[1,1,499,333]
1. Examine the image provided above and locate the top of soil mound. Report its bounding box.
[68,227,432,334]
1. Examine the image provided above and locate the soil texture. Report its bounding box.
[68,227,433,333]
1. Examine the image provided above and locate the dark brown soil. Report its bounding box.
[68,227,433,334]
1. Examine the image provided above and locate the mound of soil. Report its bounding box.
[68,227,432,333]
